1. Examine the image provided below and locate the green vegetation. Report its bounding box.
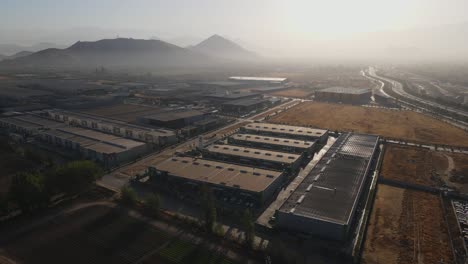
[241,209,255,248]
[46,160,103,195]
[143,193,161,217]
[200,185,217,232]
[4,160,103,214]
[8,172,48,212]
[120,185,138,206]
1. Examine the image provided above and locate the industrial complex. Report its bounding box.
[315,87,371,104]
[276,133,379,240]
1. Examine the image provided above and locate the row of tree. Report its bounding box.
[2,160,103,214]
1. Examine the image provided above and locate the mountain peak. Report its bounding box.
[191,34,255,60]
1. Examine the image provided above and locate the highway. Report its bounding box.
[364,67,468,130]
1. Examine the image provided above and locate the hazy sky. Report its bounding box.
[1,0,468,60]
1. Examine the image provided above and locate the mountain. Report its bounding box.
[0,42,64,56]
[0,38,214,70]
[190,34,256,61]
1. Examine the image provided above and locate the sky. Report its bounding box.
[1,0,468,60]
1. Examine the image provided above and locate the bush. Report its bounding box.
[143,193,161,217]
[46,160,103,195]
[9,172,48,212]
[120,186,137,206]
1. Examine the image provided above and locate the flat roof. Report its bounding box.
[57,127,145,149]
[48,109,175,137]
[230,133,315,150]
[205,144,300,164]
[0,115,65,129]
[317,87,371,95]
[143,110,206,122]
[278,133,379,225]
[152,157,283,193]
[229,77,287,82]
[204,92,259,100]
[222,98,269,107]
[243,123,327,138]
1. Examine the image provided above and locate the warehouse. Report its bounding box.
[228,133,316,154]
[141,110,209,129]
[203,91,260,104]
[221,98,271,115]
[315,87,371,104]
[147,157,285,207]
[45,109,177,146]
[203,144,303,171]
[276,133,379,240]
[229,76,288,85]
[241,123,328,143]
[0,114,64,135]
[40,126,148,167]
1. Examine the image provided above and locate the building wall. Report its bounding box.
[276,211,347,240]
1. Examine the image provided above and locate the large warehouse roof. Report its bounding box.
[205,144,300,164]
[143,110,206,122]
[230,133,315,150]
[279,133,378,225]
[229,76,287,82]
[317,87,371,95]
[222,98,270,107]
[243,123,327,139]
[151,157,283,192]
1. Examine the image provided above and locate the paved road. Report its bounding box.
[365,67,468,131]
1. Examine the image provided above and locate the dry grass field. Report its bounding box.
[269,88,314,98]
[362,185,453,264]
[269,102,468,146]
[381,144,468,192]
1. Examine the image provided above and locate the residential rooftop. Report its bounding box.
[205,144,301,164]
[151,157,283,193]
[278,133,379,225]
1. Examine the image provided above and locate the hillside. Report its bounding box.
[0,38,214,70]
[190,34,256,61]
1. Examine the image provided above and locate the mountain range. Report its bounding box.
[0,35,255,70]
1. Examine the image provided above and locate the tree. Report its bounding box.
[241,209,255,248]
[120,186,137,206]
[9,172,48,212]
[46,160,103,195]
[143,193,161,217]
[200,185,217,232]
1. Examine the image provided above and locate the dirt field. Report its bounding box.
[382,144,468,192]
[269,102,468,146]
[269,88,314,98]
[0,205,236,264]
[362,185,454,264]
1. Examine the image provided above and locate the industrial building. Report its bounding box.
[314,87,371,104]
[204,91,260,104]
[0,114,64,135]
[220,98,271,114]
[228,76,288,85]
[147,157,286,207]
[203,144,303,171]
[39,126,148,167]
[228,133,316,154]
[241,123,328,143]
[141,110,210,129]
[276,133,379,241]
[45,109,177,146]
